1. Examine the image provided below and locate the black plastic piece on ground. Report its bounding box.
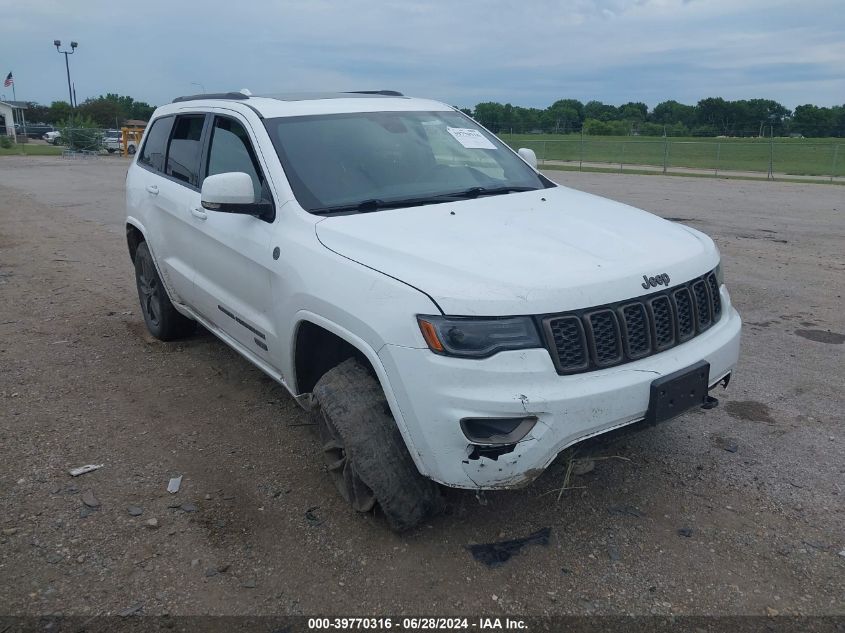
[467,527,551,567]
[701,395,719,410]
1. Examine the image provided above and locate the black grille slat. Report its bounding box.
[692,280,712,330]
[586,310,623,366]
[542,269,723,375]
[620,303,651,359]
[648,296,675,351]
[546,315,588,372]
[673,288,695,341]
[707,273,722,318]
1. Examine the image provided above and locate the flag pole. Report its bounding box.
[10,76,27,140]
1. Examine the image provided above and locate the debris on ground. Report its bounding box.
[145,518,159,530]
[180,503,198,513]
[305,506,322,526]
[241,578,257,589]
[127,506,143,516]
[678,528,694,538]
[167,475,183,494]
[607,544,621,561]
[609,505,644,518]
[571,459,596,475]
[81,490,101,508]
[467,527,551,567]
[119,603,143,617]
[68,464,104,477]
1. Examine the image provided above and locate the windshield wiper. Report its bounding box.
[436,186,539,199]
[310,186,539,215]
[311,199,397,215]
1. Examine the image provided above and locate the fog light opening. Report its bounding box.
[460,416,537,446]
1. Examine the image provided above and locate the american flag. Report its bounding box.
[3,72,12,87]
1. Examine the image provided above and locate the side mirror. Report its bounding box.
[517,147,538,170]
[201,172,273,219]
[201,172,255,208]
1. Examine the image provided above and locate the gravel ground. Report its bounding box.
[0,156,843,617]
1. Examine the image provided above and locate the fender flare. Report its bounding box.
[291,310,429,477]
[125,218,184,306]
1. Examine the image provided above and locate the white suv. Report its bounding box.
[125,90,741,531]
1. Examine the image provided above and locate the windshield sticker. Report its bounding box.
[446,127,497,150]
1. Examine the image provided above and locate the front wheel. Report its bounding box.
[127,145,136,155]
[311,359,442,531]
[134,241,195,341]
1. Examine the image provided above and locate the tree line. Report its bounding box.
[21,93,845,138]
[23,93,156,128]
[459,98,845,138]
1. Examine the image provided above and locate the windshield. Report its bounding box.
[264,110,548,214]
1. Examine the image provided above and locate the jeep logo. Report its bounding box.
[641,273,670,289]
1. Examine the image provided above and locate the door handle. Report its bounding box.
[190,207,208,221]
[145,184,159,195]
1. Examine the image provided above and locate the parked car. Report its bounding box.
[103,129,121,153]
[125,91,742,531]
[43,131,61,144]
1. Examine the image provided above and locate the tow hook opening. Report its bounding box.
[467,443,516,461]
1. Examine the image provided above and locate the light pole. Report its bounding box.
[53,40,78,107]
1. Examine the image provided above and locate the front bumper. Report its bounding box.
[378,291,741,489]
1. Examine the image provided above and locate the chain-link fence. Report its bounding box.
[0,126,128,156]
[504,136,844,182]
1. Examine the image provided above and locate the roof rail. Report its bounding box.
[345,90,404,97]
[172,92,250,103]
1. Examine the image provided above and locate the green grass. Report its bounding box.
[499,134,845,178]
[0,144,65,156]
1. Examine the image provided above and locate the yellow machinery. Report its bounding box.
[121,126,145,157]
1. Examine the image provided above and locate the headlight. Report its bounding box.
[417,315,542,358]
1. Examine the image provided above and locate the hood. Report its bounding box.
[315,186,719,315]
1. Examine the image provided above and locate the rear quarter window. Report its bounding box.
[138,116,174,173]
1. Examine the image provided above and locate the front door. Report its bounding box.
[187,113,279,368]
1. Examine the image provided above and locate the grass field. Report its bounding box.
[499,134,845,177]
[0,144,64,157]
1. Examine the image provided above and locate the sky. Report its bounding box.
[1,0,843,111]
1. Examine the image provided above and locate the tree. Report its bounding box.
[618,102,648,122]
[79,97,123,127]
[48,101,73,123]
[651,100,696,128]
[473,102,505,132]
[584,101,618,122]
[791,104,836,137]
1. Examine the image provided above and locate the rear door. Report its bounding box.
[137,113,209,309]
[188,112,279,366]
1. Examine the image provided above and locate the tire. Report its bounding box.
[127,144,136,155]
[134,241,195,341]
[311,358,442,532]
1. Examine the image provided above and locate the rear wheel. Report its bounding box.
[311,358,442,531]
[134,241,194,341]
[127,144,136,155]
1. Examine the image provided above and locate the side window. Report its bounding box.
[206,117,265,200]
[138,116,173,173]
[166,115,206,187]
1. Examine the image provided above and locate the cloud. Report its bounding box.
[1,0,842,110]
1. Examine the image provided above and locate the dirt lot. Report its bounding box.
[1,156,843,617]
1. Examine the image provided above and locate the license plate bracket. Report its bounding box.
[646,360,710,424]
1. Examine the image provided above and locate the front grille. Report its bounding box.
[542,268,723,375]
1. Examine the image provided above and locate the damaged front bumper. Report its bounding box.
[378,300,742,490]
